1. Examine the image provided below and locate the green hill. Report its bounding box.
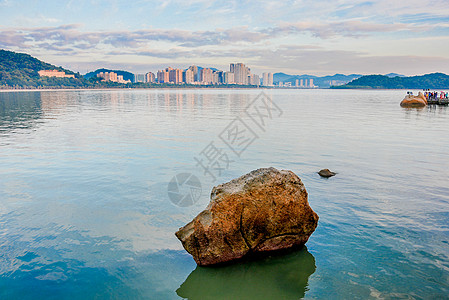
[0,49,90,87]
[333,73,449,89]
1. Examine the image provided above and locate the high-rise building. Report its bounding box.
[200,68,213,84]
[169,68,183,84]
[97,71,118,82]
[295,79,299,87]
[230,63,249,85]
[309,78,314,87]
[249,74,260,86]
[157,70,169,83]
[300,79,304,87]
[134,74,145,83]
[262,73,273,86]
[215,71,224,84]
[145,72,155,83]
[212,72,219,84]
[223,72,234,84]
[184,69,194,84]
[188,65,199,82]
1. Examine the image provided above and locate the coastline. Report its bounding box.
[0,86,323,92]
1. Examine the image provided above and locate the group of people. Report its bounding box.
[422,89,449,100]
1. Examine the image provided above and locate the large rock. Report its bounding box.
[400,92,427,107]
[175,167,319,266]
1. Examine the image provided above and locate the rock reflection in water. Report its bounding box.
[177,248,316,300]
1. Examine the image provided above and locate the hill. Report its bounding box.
[84,68,135,82]
[0,49,89,87]
[0,49,137,88]
[333,73,449,89]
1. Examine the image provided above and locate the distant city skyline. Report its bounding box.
[98,63,273,86]
[1,0,448,76]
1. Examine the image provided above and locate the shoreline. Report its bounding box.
[0,87,428,92]
[0,87,323,92]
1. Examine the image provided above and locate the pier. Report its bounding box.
[427,98,449,105]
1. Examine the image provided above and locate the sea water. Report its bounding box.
[0,89,448,299]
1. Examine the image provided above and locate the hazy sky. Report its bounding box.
[1,0,449,75]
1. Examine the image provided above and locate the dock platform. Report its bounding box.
[427,99,449,105]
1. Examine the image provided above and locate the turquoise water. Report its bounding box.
[0,89,448,299]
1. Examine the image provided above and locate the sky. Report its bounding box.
[1,0,449,76]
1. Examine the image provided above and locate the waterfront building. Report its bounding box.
[230,63,249,85]
[134,74,145,83]
[97,71,130,83]
[295,79,299,87]
[249,74,260,86]
[262,73,273,86]
[215,71,224,84]
[300,79,304,87]
[39,70,75,78]
[188,65,200,82]
[169,68,183,84]
[97,71,117,82]
[117,75,131,84]
[145,72,155,83]
[200,68,213,84]
[223,72,234,84]
[212,72,219,84]
[157,70,169,83]
[309,79,314,87]
[184,69,194,84]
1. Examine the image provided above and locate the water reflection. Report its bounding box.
[176,248,316,300]
[0,92,42,133]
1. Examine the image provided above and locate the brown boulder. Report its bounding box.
[400,92,427,107]
[175,167,319,266]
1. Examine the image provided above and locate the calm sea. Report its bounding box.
[0,89,448,299]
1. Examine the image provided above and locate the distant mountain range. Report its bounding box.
[273,73,362,88]
[333,73,449,89]
[273,72,407,87]
[385,73,406,78]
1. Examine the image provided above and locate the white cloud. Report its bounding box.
[1,0,449,75]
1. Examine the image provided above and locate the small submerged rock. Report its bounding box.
[175,167,319,266]
[318,169,336,178]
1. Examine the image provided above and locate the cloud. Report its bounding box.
[1,10,448,75]
[0,30,27,47]
[264,20,433,39]
[0,18,439,54]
